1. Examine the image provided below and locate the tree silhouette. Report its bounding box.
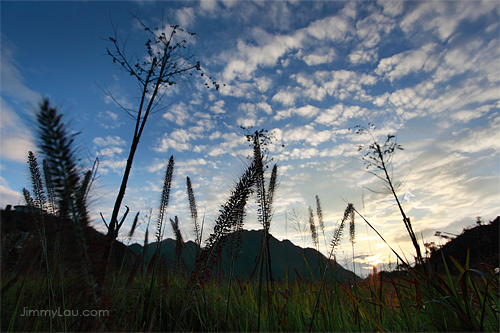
[99,16,218,290]
[352,123,423,266]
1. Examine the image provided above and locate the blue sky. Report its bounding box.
[1,0,499,276]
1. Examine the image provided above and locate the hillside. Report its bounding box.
[429,216,499,273]
[1,208,136,275]
[129,229,360,282]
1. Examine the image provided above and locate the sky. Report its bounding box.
[1,0,499,277]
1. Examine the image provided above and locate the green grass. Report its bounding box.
[2,256,498,332]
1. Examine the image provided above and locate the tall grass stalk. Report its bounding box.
[143,155,174,329]
[308,203,353,331]
[177,155,260,331]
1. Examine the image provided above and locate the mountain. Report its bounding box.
[429,216,499,274]
[129,229,360,282]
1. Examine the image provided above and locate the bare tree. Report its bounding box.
[99,17,218,289]
[352,123,423,265]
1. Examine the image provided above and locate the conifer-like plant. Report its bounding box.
[34,99,99,326]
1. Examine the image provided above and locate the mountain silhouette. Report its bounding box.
[129,229,360,282]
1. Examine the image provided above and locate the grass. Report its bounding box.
[3,259,498,332]
[2,100,499,332]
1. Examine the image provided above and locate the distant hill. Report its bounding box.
[129,229,360,282]
[429,216,499,273]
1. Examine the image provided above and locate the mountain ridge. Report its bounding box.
[129,228,360,282]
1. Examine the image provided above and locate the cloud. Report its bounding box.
[301,48,336,66]
[209,131,221,140]
[306,15,351,42]
[400,1,497,41]
[254,76,272,92]
[355,11,396,48]
[93,135,126,158]
[433,38,499,84]
[93,135,126,147]
[375,43,439,82]
[274,105,320,121]
[154,128,201,153]
[0,98,36,162]
[377,0,404,17]
[222,31,305,82]
[199,0,218,14]
[0,180,23,208]
[348,48,378,64]
[99,158,127,175]
[451,102,498,123]
[315,104,370,127]
[1,40,40,104]
[162,102,190,126]
[210,100,226,114]
[284,125,332,147]
[444,116,500,154]
[176,7,196,28]
[96,110,125,129]
[155,137,190,153]
[272,88,300,107]
[288,147,319,159]
[220,13,352,83]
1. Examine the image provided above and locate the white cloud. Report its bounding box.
[254,76,272,92]
[163,102,190,126]
[445,117,500,154]
[209,131,221,140]
[284,125,332,146]
[348,48,378,64]
[171,129,194,143]
[0,98,36,162]
[451,103,498,123]
[210,100,226,114]
[378,0,404,17]
[306,15,351,41]
[1,41,40,104]
[93,135,126,147]
[96,110,125,129]
[375,43,439,82]
[288,147,319,159]
[315,104,370,127]
[356,12,396,49]
[257,101,272,115]
[400,1,498,41]
[0,177,23,207]
[221,13,353,83]
[98,147,124,157]
[155,136,190,152]
[296,70,378,102]
[99,158,127,175]
[272,88,300,107]
[207,147,225,157]
[176,7,196,28]
[274,105,320,121]
[222,31,305,82]
[199,0,218,14]
[302,48,336,66]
